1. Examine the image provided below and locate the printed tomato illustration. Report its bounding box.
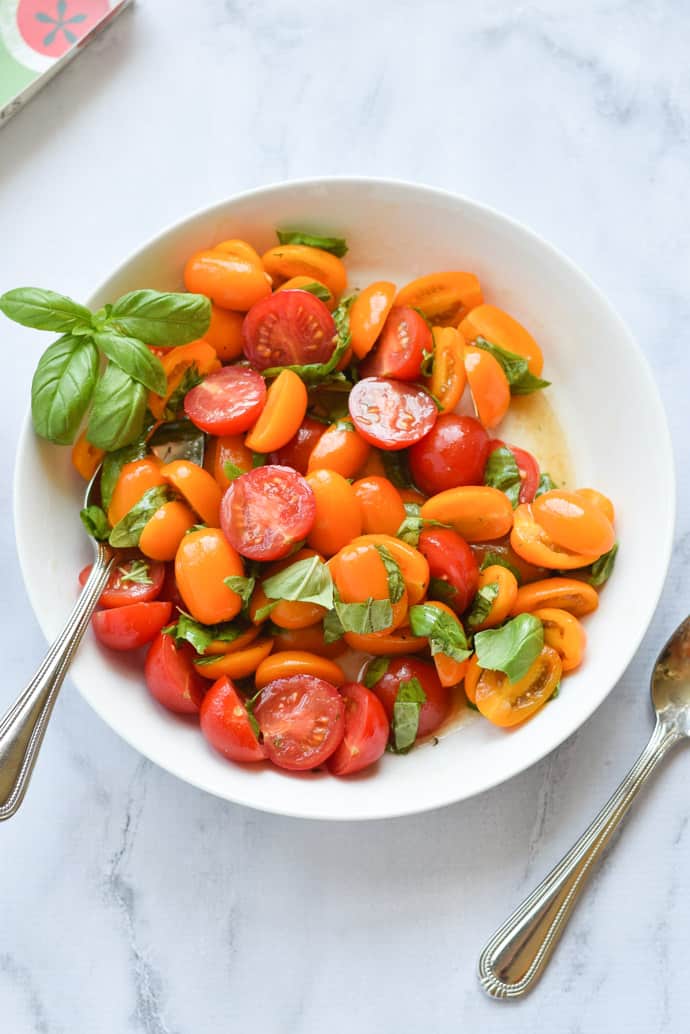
[17,0,110,59]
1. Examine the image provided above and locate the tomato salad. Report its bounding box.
[0,230,618,778]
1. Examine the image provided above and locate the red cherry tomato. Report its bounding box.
[220,464,316,561]
[269,415,325,474]
[144,632,207,714]
[408,414,490,495]
[92,601,172,652]
[327,682,390,776]
[360,306,431,381]
[490,439,540,504]
[242,290,337,370]
[418,527,479,614]
[78,559,165,608]
[348,377,438,451]
[366,657,451,739]
[253,675,345,771]
[184,366,266,435]
[200,677,266,763]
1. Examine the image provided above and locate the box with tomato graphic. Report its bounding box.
[0,0,132,126]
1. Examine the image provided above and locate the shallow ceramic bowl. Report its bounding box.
[13,178,674,821]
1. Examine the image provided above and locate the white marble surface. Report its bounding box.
[0,0,688,1029]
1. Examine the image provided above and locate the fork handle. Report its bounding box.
[477,718,681,998]
[0,546,115,821]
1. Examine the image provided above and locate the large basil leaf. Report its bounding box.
[94,330,167,395]
[87,362,148,451]
[474,613,544,683]
[31,334,99,445]
[262,555,334,609]
[475,336,550,395]
[276,229,348,257]
[148,419,205,466]
[408,603,471,661]
[0,288,92,333]
[109,485,171,548]
[484,445,522,507]
[108,290,211,346]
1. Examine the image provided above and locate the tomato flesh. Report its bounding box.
[200,677,266,762]
[92,601,172,651]
[79,560,165,608]
[254,675,345,770]
[184,366,267,435]
[327,682,390,776]
[348,377,437,450]
[409,414,489,495]
[360,306,431,381]
[418,527,479,614]
[242,290,337,370]
[144,632,207,714]
[367,656,450,739]
[220,464,316,561]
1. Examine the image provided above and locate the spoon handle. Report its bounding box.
[0,546,115,821]
[478,718,680,998]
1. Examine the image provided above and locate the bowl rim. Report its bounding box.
[12,175,676,820]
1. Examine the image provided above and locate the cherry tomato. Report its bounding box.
[184,366,267,436]
[350,533,429,605]
[276,276,335,310]
[464,345,511,429]
[184,239,271,311]
[261,245,347,300]
[418,527,479,614]
[193,640,274,680]
[348,377,438,451]
[352,476,406,536]
[330,541,408,635]
[533,490,615,557]
[464,655,481,704]
[213,434,254,491]
[107,458,164,526]
[245,369,308,453]
[349,281,396,359]
[408,414,490,495]
[470,564,519,630]
[510,504,599,570]
[459,304,544,376]
[78,559,165,608]
[255,651,346,688]
[307,421,371,478]
[200,677,266,762]
[421,485,514,542]
[92,601,172,652]
[139,501,197,562]
[367,656,451,739]
[254,674,345,771]
[470,538,547,585]
[175,528,245,624]
[149,341,220,421]
[575,488,615,524]
[160,460,223,526]
[511,577,599,617]
[71,430,104,481]
[204,304,245,362]
[344,627,427,655]
[269,415,325,474]
[250,548,327,630]
[205,625,260,656]
[533,608,586,672]
[221,465,316,562]
[360,307,431,381]
[475,645,562,727]
[242,291,337,370]
[423,601,470,687]
[144,632,207,714]
[428,326,467,412]
[327,682,390,776]
[305,469,362,557]
[395,271,483,325]
[489,440,540,504]
[271,623,347,659]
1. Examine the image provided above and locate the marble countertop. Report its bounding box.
[1,0,688,1030]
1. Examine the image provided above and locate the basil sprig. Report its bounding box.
[474,614,544,683]
[474,336,550,395]
[276,229,348,258]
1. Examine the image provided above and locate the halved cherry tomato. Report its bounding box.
[349,281,396,359]
[205,624,260,656]
[272,623,347,659]
[464,345,511,429]
[250,548,327,630]
[409,413,489,495]
[193,639,274,680]
[261,245,347,300]
[327,682,390,776]
[255,651,346,688]
[245,369,308,453]
[144,632,207,714]
[475,645,562,727]
[489,440,540,504]
[203,304,245,361]
[243,290,337,370]
[161,460,223,526]
[269,416,325,474]
[418,527,479,614]
[330,541,408,635]
[307,421,371,478]
[360,307,431,381]
[344,627,427,655]
[459,304,544,376]
[78,559,165,608]
[184,239,271,311]
[139,501,197,561]
[510,504,599,570]
[464,654,481,704]
[92,601,172,651]
[71,429,104,481]
[348,377,438,450]
[149,341,220,420]
[511,577,599,617]
[367,656,451,738]
[470,564,519,630]
[423,601,470,687]
[350,533,429,605]
[107,458,164,527]
[395,271,483,325]
[254,674,345,771]
[175,527,245,624]
[221,465,316,561]
[213,434,254,491]
[428,326,466,412]
[352,476,406,536]
[575,488,615,524]
[276,276,335,310]
[532,608,586,672]
[422,486,514,542]
[184,366,267,436]
[305,469,362,557]
[533,490,615,556]
[200,676,266,762]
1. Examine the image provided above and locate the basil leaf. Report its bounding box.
[252,452,266,468]
[94,330,167,395]
[484,445,522,508]
[408,603,471,661]
[326,587,393,636]
[374,545,405,604]
[165,611,244,654]
[99,416,154,510]
[474,613,544,683]
[587,543,618,587]
[262,555,333,609]
[245,696,261,739]
[276,229,348,257]
[382,449,412,489]
[117,559,152,585]
[164,365,203,417]
[479,552,522,585]
[108,290,211,346]
[87,363,148,450]
[466,582,500,630]
[428,577,458,606]
[224,575,256,610]
[475,337,550,395]
[292,281,332,303]
[224,460,245,481]
[391,677,426,753]
[0,287,92,333]
[396,510,449,547]
[108,485,170,548]
[148,419,205,466]
[261,296,354,384]
[535,472,556,498]
[363,657,390,688]
[323,607,345,643]
[80,504,110,541]
[31,334,99,445]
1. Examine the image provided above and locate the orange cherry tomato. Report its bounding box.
[175,528,245,625]
[349,281,396,359]
[330,541,408,635]
[428,326,466,412]
[398,487,428,505]
[213,434,254,491]
[271,624,347,659]
[470,538,548,586]
[475,645,562,727]
[464,654,481,704]
[184,239,271,311]
[71,429,105,481]
[423,601,470,687]
[421,486,514,542]
[107,458,164,526]
[343,627,427,655]
[510,504,599,570]
[276,276,336,310]
[160,459,223,526]
[352,476,406,536]
[193,639,274,680]
[249,549,327,630]
[459,304,544,376]
[511,577,599,617]
[355,450,387,479]
[575,488,615,524]
[244,369,308,453]
[464,345,511,429]
[148,341,220,420]
[395,271,483,325]
[470,564,519,631]
[533,490,615,556]
[261,244,347,300]
[350,533,429,605]
[203,304,244,361]
[305,469,363,556]
[139,501,197,561]
[254,651,346,689]
[205,625,260,656]
[307,421,371,478]
[532,608,586,672]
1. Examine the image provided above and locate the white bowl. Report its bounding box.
[13,178,674,821]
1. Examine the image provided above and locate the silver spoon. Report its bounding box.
[478,615,690,998]
[0,468,116,820]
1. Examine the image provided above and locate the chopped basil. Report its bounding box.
[323,606,345,643]
[292,281,333,304]
[363,657,391,688]
[223,575,256,610]
[164,611,245,655]
[148,419,205,466]
[484,445,522,508]
[251,451,266,468]
[374,546,405,604]
[117,559,152,585]
[587,543,619,587]
[474,336,550,395]
[428,577,458,606]
[474,613,544,684]
[262,555,334,609]
[466,583,500,629]
[80,504,111,541]
[479,552,522,585]
[164,365,203,418]
[108,485,170,548]
[276,229,348,258]
[324,587,393,640]
[408,604,471,662]
[223,460,245,481]
[535,472,556,498]
[391,677,426,753]
[381,449,412,489]
[396,507,451,546]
